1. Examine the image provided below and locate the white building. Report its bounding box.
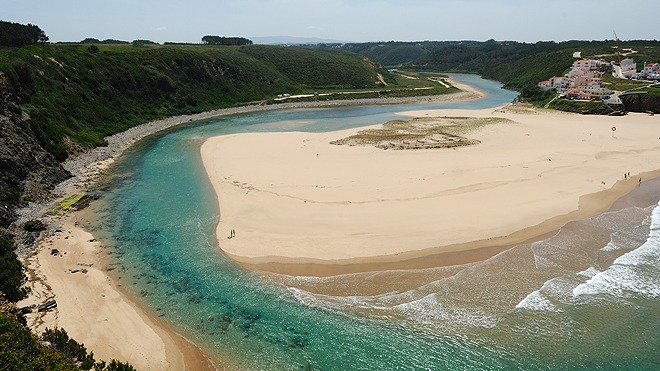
[538,76,570,91]
[612,58,637,79]
[573,59,598,70]
[641,63,660,80]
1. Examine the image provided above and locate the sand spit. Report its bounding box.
[201,107,660,275]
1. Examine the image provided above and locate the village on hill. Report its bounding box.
[538,55,659,104]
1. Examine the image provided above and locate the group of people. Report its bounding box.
[228,229,236,239]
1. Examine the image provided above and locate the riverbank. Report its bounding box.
[201,106,660,276]
[15,85,481,369]
[20,211,213,369]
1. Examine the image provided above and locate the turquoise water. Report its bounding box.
[93,75,659,369]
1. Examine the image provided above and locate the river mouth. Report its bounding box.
[87,75,660,369]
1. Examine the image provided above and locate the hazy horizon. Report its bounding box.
[3,0,659,44]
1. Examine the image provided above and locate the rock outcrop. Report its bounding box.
[0,72,70,228]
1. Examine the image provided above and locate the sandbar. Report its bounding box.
[201,106,660,274]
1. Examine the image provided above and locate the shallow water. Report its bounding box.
[92,74,660,369]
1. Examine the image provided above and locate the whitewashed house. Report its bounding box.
[572,59,598,70]
[641,63,660,80]
[612,58,637,79]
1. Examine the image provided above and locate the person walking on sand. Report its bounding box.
[639,178,642,187]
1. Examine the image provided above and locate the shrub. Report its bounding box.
[0,233,28,302]
[23,219,46,232]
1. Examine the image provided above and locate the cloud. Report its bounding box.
[154,26,167,31]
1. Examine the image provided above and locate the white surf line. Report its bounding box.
[573,200,660,299]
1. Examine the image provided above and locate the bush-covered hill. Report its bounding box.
[240,45,393,88]
[0,44,391,161]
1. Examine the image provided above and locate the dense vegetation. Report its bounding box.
[79,38,130,45]
[334,39,660,108]
[0,43,390,161]
[0,233,27,302]
[202,36,252,46]
[0,20,48,47]
[240,45,392,88]
[0,306,135,370]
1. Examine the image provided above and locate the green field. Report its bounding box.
[602,74,653,91]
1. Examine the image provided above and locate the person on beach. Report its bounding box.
[639,178,642,187]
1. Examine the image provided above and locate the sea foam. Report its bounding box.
[393,293,497,328]
[515,290,559,312]
[573,200,660,299]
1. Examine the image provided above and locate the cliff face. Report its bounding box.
[0,72,69,228]
[620,93,660,114]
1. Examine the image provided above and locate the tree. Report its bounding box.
[201,35,252,46]
[0,20,48,47]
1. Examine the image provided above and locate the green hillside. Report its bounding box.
[0,43,392,161]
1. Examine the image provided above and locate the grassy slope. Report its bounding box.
[0,44,392,161]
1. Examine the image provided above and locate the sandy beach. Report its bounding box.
[19,212,214,370]
[201,106,660,274]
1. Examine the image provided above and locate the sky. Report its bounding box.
[3,0,659,43]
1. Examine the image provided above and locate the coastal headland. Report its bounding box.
[201,107,660,275]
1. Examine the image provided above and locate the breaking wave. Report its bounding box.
[573,200,660,299]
